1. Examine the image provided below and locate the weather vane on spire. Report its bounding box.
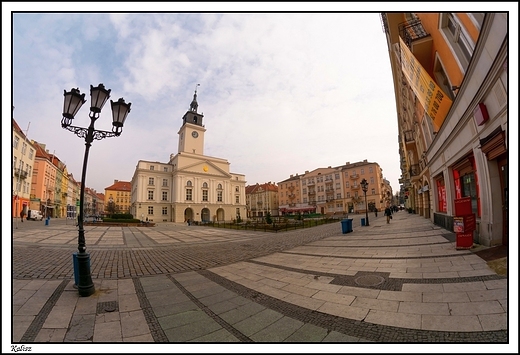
[190,84,200,112]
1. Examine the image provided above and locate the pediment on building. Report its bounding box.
[177,159,231,178]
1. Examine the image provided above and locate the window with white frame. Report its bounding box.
[440,13,474,71]
[148,177,154,185]
[186,188,192,200]
[162,179,168,187]
[162,207,168,215]
[14,136,20,149]
[235,195,239,203]
[29,149,34,160]
[150,165,154,171]
[202,190,208,201]
[147,206,153,215]
[217,190,222,202]
[148,190,154,200]
[162,191,168,201]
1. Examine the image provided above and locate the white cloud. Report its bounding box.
[9,11,405,193]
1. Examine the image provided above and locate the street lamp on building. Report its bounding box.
[62,83,131,296]
[360,178,370,226]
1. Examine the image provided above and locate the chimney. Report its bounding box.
[114,179,118,183]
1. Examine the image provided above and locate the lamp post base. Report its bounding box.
[76,252,95,297]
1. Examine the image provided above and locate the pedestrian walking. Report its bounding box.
[384,206,392,224]
[20,210,24,222]
[374,209,378,217]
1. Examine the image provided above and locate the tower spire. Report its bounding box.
[190,84,200,112]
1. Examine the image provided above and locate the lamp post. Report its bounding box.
[61,83,131,296]
[360,178,369,226]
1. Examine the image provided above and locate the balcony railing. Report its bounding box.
[398,18,429,49]
[409,164,420,177]
[403,130,415,144]
[13,168,29,180]
[350,174,359,180]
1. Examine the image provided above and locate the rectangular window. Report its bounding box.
[202,190,208,201]
[148,190,154,200]
[369,166,373,173]
[235,195,239,203]
[148,177,154,185]
[361,168,364,175]
[22,142,27,155]
[371,188,375,195]
[29,149,34,160]
[14,136,20,149]
[147,206,153,215]
[162,191,167,201]
[150,165,154,171]
[162,179,168,187]
[186,189,192,201]
[370,177,374,184]
[441,13,474,71]
[162,207,168,215]
[163,167,168,172]
[217,191,222,202]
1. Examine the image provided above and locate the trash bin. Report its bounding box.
[45,217,50,226]
[361,218,366,226]
[341,219,353,234]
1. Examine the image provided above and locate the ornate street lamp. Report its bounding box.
[360,178,370,226]
[62,83,131,296]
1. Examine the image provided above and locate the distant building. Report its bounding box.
[12,117,36,218]
[279,160,392,216]
[130,89,247,223]
[104,180,131,215]
[246,182,279,218]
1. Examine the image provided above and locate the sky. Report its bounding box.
[6,5,410,195]
[4,3,518,354]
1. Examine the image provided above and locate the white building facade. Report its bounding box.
[131,90,247,223]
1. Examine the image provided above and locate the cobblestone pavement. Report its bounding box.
[9,212,513,353]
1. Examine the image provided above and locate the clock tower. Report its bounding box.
[178,86,206,155]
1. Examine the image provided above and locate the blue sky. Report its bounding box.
[6,6,405,194]
[5,3,516,198]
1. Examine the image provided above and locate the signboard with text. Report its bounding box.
[399,37,453,130]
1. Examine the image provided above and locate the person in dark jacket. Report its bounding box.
[384,206,392,224]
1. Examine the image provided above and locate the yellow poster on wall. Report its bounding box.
[399,37,452,130]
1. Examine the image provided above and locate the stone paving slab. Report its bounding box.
[9,212,512,351]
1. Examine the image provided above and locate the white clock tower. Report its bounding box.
[177,87,206,155]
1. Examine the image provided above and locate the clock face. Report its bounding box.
[192,131,199,138]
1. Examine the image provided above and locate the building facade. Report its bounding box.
[12,118,36,218]
[381,13,508,246]
[105,180,132,215]
[131,90,247,223]
[246,182,279,218]
[279,160,392,216]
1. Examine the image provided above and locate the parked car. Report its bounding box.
[27,210,44,221]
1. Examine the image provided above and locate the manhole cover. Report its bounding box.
[97,301,118,314]
[354,275,385,287]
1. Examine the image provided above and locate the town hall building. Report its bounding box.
[130,89,247,223]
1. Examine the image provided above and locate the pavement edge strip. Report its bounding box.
[199,270,508,343]
[132,277,169,342]
[19,279,69,343]
[167,274,252,342]
[247,260,506,291]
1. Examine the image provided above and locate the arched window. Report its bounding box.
[203,182,208,188]
[217,183,222,189]
[187,180,192,187]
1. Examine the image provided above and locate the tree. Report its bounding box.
[107,200,116,217]
[265,212,273,224]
